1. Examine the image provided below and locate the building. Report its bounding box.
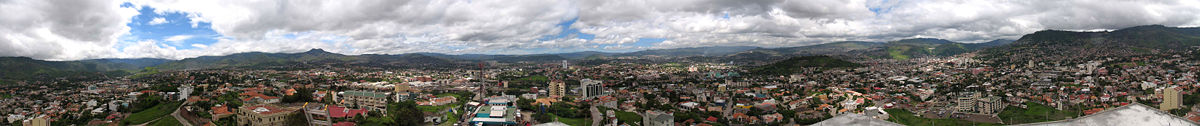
[561,60,569,68]
[417,96,457,106]
[241,92,281,104]
[581,79,605,99]
[178,85,193,101]
[468,96,520,126]
[343,91,389,111]
[644,110,673,126]
[1161,87,1183,111]
[236,104,299,126]
[548,81,566,97]
[22,115,48,126]
[303,103,368,126]
[956,92,1005,114]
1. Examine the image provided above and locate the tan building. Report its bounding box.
[236,104,299,126]
[344,90,389,111]
[22,115,48,126]
[1160,87,1182,111]
[548,81,565,97]
[956,92,1005,114]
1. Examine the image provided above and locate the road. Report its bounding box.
[590,106,602,126]
[170,106,194,126]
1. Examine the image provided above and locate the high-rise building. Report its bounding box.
[581,79,605,99]
[562,60,569,69]
[548,81,565,97]
[1161,87,1182,111]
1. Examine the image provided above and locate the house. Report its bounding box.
[644,110,674,126]
[240,92,281,104]
[236,104,300,126]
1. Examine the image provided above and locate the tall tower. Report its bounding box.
[562,60,569,69]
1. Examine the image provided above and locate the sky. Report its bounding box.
[2,0,1200,61]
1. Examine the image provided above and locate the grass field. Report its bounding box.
[998,102,1080,124]
[148,116,184,126]
[598,107,642,126]
[123,102,181,125]
[884,109,999,126]
[553,114,592,126]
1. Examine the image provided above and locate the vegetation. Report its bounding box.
[997,102,1080,124]
[123,102,182,125]
[598,107,641,126]
[148,116,185,126]
[552,114,592,126]
[884,109,999,126]
[751,56,863,75]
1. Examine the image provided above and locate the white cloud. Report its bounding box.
[190,44,207,48]
[148,17,168,25]
[2,0,1200,60]
[163,35,192,42]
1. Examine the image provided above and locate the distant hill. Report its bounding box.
[981,25,1200,65]
[0,57,170,81]
[750,56,863,75]
[156,49,461,70]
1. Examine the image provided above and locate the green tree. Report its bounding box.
[389,101,425,125]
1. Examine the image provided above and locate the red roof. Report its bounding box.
[212,105,234,115]
[333,122,356,126]
[706,116,718,122]
[327,106,367,118]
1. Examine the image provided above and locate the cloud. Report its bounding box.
[2,0,1200,60]
[163,35,192,42]
[190,44,207,48]
[0,0,137,60]
[148,17,168,25]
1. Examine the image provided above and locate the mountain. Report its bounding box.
[981,25,1200,65]
[0,57,171,81]
[750,56,864,75]
[156,49,461,70]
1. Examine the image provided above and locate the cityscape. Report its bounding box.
[2,0,1200,126]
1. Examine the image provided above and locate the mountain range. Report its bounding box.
[1,25,1197,81]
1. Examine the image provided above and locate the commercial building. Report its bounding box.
[468,96,520,126]
[955,92,1004,114]
[580,79,605,99]
[343,91,389,111]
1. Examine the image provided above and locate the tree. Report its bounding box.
[389,101,425,125]
[517,98,535,111]
[284,88,314,103]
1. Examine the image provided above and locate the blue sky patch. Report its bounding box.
[124,4,220,50]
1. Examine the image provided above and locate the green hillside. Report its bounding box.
[751,56,863,75]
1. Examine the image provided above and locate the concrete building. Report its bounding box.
[956,92,1005,114]
[236,104,299,126]
[343,90,389,111]
[22,115,48,126]
[580,79,605,99]
[178,85,193,101]
[468,96,519,126]
[548,81,566,97]
[644,110,674,126]
[1160,87,1183,111]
